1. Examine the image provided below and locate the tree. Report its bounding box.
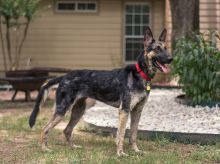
[170,0,199,48]
[0,0,40,71]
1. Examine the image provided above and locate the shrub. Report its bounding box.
[172,31,220,105]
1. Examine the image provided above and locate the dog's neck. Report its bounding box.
[137,51,156,79]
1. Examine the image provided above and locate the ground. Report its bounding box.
[0,90,220,163]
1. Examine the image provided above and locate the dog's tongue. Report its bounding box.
[158,62,169,74]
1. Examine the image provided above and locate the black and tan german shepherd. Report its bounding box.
[29,27,172,156]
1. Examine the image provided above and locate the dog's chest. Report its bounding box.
[129,85,150,110]
[127,73,151,110]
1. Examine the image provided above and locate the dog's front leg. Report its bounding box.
[129,100,146,154]
[116,109,129,156]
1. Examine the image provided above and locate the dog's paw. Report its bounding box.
[131,144,146,155]
[117,150,128,157]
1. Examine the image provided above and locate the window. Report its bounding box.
[56,1,97,13]
[125,3,150,62]
[57,2,75,11]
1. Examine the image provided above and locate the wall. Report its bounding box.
[0,0,165,72]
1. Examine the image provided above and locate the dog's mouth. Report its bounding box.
[153,60,169,73]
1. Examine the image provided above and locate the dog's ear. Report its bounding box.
[144,26,153,47]
[159,28,167,42]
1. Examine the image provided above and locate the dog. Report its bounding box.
[29,27,172,156]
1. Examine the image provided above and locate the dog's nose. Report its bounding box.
[167,57,173,63]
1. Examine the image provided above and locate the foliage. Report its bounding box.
[172,31,220,105]
[0,0,40,71]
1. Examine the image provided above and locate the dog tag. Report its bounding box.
[146,85,151,91]
[145,82,151,92]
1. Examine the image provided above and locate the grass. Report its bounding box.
[0,99,220,163]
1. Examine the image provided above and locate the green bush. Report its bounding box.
[172,32,220,105]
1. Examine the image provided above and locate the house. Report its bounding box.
[0,0,219,75]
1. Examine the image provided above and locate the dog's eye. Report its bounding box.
[156,46,161,51]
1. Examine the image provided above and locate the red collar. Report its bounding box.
[135,63,151,81]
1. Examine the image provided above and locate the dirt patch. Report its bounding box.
[0,107,31,117]
[0,90,56,117]
[0,130,8,137]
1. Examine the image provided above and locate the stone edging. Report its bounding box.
[81,121,220,145]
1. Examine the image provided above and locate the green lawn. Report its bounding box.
[0,100,220,164]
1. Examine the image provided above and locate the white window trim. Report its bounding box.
[123,2,152,64]
[56,1,98,13]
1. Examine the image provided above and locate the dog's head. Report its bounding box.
[139,27,173,75]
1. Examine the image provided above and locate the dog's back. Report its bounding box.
[56,66,136,108]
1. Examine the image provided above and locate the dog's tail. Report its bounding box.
[29,76,63,128]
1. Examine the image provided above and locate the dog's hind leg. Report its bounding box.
[129,100,145,154]
[41,113,63,152]
[41,92,74,152]
[63,98,86,149]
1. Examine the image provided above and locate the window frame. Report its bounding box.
[123,2,152,64]
[56,1,98,13]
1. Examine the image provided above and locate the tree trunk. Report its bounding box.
[5,18,13,67]
[170,0,199,48]
[16,21,30,68]
[0,16,7,71]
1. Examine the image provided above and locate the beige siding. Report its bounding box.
[0,0,122,71]
[152,0,165,38]
[165,0,171,50]
[200,0,220,32]
[30,0,122,69]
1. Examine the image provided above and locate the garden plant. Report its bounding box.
[172,31,220,105]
